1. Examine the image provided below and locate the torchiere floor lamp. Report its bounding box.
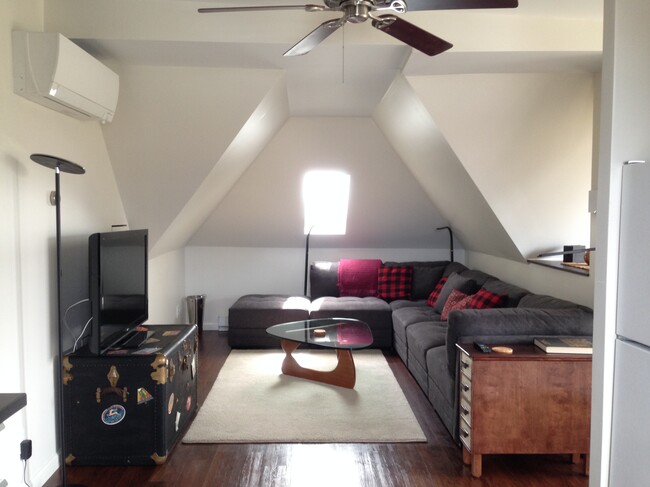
[31,154,86,487]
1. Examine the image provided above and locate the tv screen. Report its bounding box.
[88,229,148,355]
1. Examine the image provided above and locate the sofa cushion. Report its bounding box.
[229,295,311,329]
[443,261,469,276]
[309,261,339,298]
[406,322,447,393]
[481,277,529,308]
[441,289,473,321]
[459,269,492,287]
[390,299,427,311]
[309,296,393,347]
[392,306,443,346]
[433,273,478,314]
[377,265,413,301]
[337,259,382,297]
[518,293,581,309]
[228,294,311,348]
[468,288,507,310]
[426,276,448,308]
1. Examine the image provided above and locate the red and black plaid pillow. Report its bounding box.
[441,289,473,321]
[426,276,448,308]
[378,265,413,301]
[469,289,507,310]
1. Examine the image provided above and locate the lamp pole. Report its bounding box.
[303,226,313,296]
[436,226,454,262]
[31,154,86,487]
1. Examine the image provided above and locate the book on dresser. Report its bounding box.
[534,336,593,354]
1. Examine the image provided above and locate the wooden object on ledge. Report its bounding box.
[456,342,591,478]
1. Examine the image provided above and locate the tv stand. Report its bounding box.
[63,324,198,465]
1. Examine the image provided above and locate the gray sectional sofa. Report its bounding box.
[228,259,593,440]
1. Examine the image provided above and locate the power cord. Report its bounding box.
[73,316,93,352]
[63,298,91,352]
[22,459,31,487]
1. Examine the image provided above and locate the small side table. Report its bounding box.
[456,343,591,478]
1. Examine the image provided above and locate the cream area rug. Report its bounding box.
[183,349,426,443]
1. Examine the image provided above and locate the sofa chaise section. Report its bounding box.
[228,294,310,348]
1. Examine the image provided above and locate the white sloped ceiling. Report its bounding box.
[43,0,603,260]
[408,72,594,259]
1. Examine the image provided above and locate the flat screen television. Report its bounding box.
[88,229,148,355]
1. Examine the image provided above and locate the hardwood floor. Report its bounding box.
[45,332,589,487]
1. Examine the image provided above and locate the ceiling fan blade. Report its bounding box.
[372,15,452,56]
[402,0,518,11]
[284,18,346,56]
[198,5,329,14]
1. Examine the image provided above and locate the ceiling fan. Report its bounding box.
[198,0,518,57]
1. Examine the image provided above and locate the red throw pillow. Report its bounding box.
[377,265,413,301]
[469,289,507,310]
[441,289,473,321]
[426,276,448,308]
[337,259,382,297]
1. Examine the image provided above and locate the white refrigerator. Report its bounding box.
[609,161,650,485]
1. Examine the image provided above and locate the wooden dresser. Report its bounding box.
[456,342,591,478]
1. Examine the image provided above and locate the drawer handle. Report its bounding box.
[461,360,470,369]
[461,382,470,392]
[461,428,470,438]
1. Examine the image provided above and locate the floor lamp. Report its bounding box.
[303,227,313,296]
[31,154,86,487]
[436,226,454,262]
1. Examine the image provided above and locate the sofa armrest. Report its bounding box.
[445,307,593,371]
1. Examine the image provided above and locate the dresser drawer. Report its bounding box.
[459,352,473,380]
[459,417,472,450]
[459,375,472,403]
[460,397,472,427]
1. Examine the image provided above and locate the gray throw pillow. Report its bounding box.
[433,272,478,314]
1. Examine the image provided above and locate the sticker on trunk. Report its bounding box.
[168,393,175,414]
[137,388,154,405]
[101,405,126,426]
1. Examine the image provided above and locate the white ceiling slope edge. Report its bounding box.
[153,74,290,257]
[101,66,284,248]
[374,74,522,261]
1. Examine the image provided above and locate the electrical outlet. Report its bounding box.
[20,439,32,460]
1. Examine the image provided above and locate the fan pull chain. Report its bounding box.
[341,25,345,84]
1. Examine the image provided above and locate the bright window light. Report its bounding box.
[302,170,350,235]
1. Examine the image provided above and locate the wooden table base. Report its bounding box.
[280,340,356,389]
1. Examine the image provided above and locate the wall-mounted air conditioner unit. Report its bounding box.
[12,31,119,123]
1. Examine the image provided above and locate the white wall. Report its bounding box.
[2,2,140,485]
[467,251,594,308]
[185,247,461,329]
[147,249,186,325]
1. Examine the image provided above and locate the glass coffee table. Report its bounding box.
[266,318,373,389]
